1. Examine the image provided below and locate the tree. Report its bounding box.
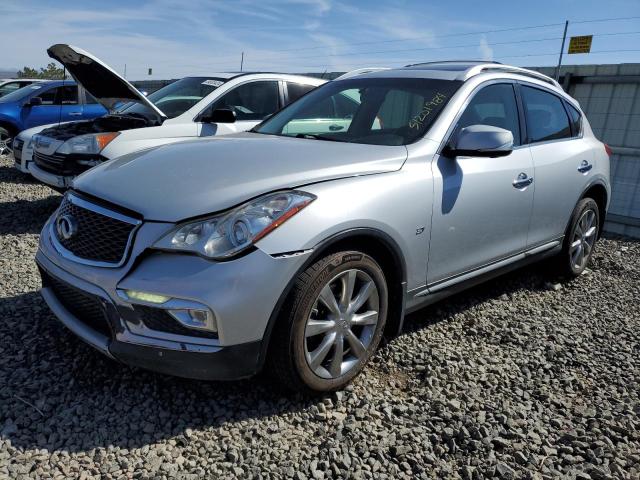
[16,63,66,79]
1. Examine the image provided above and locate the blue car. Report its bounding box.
[0,80,107,143]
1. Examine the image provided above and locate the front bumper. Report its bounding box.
[36,213,310,380]
[30,163,72,188]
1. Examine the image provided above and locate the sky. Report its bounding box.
[2,0,640,80]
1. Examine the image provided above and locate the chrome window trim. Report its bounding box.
[50,193,142,268]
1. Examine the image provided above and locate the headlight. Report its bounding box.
[153,191,316,259]
[57,132,120,155]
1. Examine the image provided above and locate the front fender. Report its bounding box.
[255,163,433,291]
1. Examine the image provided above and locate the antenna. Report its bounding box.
[57,65,66,127]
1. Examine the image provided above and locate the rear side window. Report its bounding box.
[522,86,571,143]
[455,83,521,146]
[566,103,583,137]
[286,83,316,104]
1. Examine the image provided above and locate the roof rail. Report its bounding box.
[404,60,503,68]
[334,67,391,80]
[466,64,561,88]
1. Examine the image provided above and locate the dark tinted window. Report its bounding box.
[567,103,583,137]
[35,85,78,105]
[210,81,280,121]
[58,86,78,105]
[522,86,571,143]
[456,83,521,146]
[286,82,316,104]
[85,91,99,104]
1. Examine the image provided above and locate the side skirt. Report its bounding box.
[404,240,562,315]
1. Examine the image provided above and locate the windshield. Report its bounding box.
[118,77,227,119]
[0,83,46,103]
[255,77,461,146]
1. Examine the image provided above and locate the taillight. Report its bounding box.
[604,144,613,157]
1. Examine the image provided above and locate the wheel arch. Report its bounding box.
[581,181,608,238]
[256,228,408,371]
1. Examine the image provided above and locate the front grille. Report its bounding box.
[43,271,112,337]
[134,305,218,339]
[54,195,139,265]
[34,151,70,174]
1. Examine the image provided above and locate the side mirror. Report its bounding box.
[446,124,513,158]
[200,108,236,124]
[27,97,43,107]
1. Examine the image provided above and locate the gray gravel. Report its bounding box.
[1,155,639,479]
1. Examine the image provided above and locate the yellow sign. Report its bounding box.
[568,35,593,54]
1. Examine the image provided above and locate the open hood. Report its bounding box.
[47,44,166,122]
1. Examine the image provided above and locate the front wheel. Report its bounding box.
[0,126,13,158]
[557,197,600,277]
[268,251,388,393]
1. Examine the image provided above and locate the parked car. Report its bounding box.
[0,80,106,148]
[0,78,45,98]
[37,61,610,393]
[28,44,326,189]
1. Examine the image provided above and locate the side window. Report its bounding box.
[84,91,99,104]
[209,81,279,121]
[455,83,521,146]
[286,82,316,104]
[566,103,583,137]
[58,86,79,105]
[35,87,59,105]
[521,86,571,143]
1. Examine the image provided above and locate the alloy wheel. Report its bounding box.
[570,208,597,270]
[304,269,380,379]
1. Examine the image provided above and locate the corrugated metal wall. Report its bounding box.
[533,64,640,237]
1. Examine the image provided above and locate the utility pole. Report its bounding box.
[124,64,127,79]
[240,52,244,72]
[555,20,569,81]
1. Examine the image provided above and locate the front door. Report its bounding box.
[24,85,83,129]
[428,82,534,284]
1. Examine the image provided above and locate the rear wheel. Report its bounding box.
[268,251,388,393]
[556,198,600,277]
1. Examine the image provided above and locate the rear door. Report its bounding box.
[428,82,535,284]
[520,84,592,247]
[24,85,83,129]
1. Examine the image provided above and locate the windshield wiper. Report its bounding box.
[295,133,342,142]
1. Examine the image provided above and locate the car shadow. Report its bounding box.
[0,166,40,185]
[0,259,564,454]
[0,196,61,235]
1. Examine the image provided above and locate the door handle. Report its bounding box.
[68,112,82,116]
[577,160,593,173]
[329,124,344,131]
[512,172,534,189]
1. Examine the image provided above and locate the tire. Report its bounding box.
[555,197,600,278]
[268,251,388,394]
[0,126,14,157]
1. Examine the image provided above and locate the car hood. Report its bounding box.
[47,44,166,122]
[73,133,407,222]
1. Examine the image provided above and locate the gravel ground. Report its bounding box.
[0,155,639,479]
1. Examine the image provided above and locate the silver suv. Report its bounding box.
[37,62,611,393]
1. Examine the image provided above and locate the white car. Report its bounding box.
[28,44,326,189]
[0,78,45,98]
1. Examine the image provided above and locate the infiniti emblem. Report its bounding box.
[56,214,78,240]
